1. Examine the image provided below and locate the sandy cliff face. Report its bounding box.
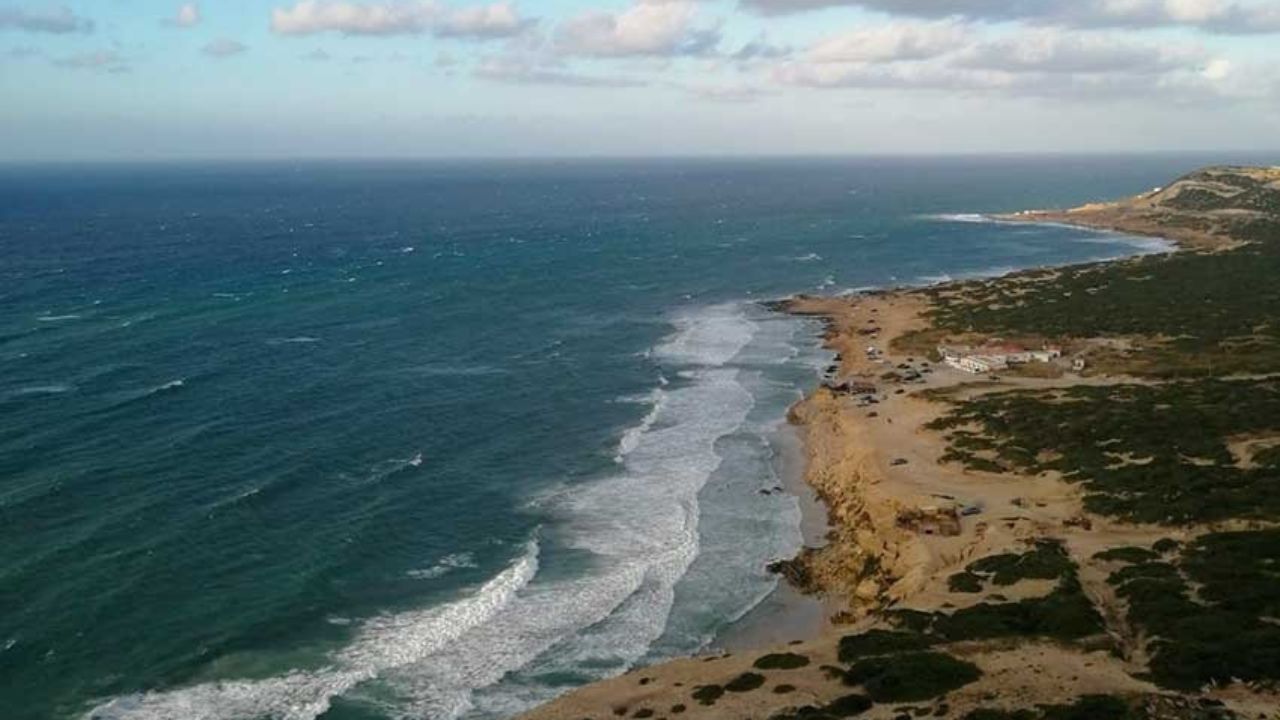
[786,388,929,616]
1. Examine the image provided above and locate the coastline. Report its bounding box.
[519,211,1201,720]
[521,166,1280,720]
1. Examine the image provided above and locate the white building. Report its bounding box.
[946,354,1008,374]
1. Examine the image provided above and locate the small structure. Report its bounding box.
[1072,357,1087,372]
[939,342,1062,375]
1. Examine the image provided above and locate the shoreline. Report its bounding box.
[517,169,1279,720]
[712,212,1187,646]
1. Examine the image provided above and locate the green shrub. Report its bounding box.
[1040,695,1135,720]
[948,572,984,593]
[967,540,1072,586]
[824,694,874,717]
[841,652,981,702]
[899,574,1103,643]
[837,630,935,663]
[1092,547,1159,564]
[724,672,766,692]
[1110,530,1280,689]
[691,685,723,705]
[754,652,811,670]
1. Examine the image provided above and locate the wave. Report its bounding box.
[927,212,991,223]
[407,552,479,580]
[654,302,756,367]
[5,384,73,398]
[614,389,666,463]
[266,336,321,345]
[36,313,81,322]
[929,212,1176,256]
[156,379,185,392]
[84,541,541,720]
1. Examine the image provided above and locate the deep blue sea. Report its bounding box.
[0,156,1225,720]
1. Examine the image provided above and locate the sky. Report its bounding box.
[2,0,1280,160]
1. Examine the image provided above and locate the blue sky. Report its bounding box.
[2,0,1279,160]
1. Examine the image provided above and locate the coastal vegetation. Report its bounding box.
[908,168,1280,376]
[836,630,935,662]
[888,543,1103,648]
[839,651,982,702]
[754,653,812,670]
[1108,529,1280,690]
[926,379,1280,523]
[962,695,1138,720]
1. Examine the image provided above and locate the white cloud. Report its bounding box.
[203,38,248,57]
[0,4,92,33]
[957,31,1201,74]
[165,3,201,28]
[739,0,1280,34]
[772,22,1238,106]
[269,1,532,39]
[555,1,719,57]
[474,56,648,86]
[808,21,970,63]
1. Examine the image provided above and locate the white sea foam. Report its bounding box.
[84,541,540,720]
[7,384,73,397]
[654,303,756,367]
[614,389,666,463]
[37,314,80,322]
[917,273,954,285]
[929,212,991,223]
[267,336,321,345]
[407,552,478,580]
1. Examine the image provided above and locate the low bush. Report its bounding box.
[724,672,766,692]
[837,630,935,663]
[755,652,811,670]
[948,572,984,593]
[1092,547,1159,564]
[841,652,981,702]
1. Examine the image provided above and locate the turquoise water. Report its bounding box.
[0,157,1202,720]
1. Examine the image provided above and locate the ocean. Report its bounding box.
[0,156,1207,720]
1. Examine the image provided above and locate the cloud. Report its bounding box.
[555,1,720,57]
[269,1,533,39]
[0,4,93,33]
[771,20,1238,106]
[53,49,127,71]
[474,57,648,86]
[738,0,1280,34]
[203,38,248,57]
[303,47,331,60]
[165,3,201,28]
[957,32,1200,74]
[807,21,970,63]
